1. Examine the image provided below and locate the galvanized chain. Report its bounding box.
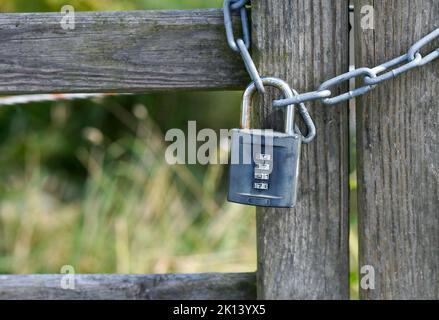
[224,0,265,94]
[223,0,316,143]
[274,27,439,108]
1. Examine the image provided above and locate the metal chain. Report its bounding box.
[223,0,316,143]
[223,0,265,94]
[273,28,439,108]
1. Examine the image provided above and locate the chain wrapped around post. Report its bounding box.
[224,2,438,209]
[274,27,439,107]
[224,2,438,146]
[223,0,316,143]
[223,0,264,93]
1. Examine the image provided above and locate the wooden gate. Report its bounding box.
[0,0,437,300]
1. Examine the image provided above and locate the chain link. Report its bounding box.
[318,68,377,105]
[292,89,316,144]
[274,27,439,108]
[230,0,248,11]
[224,0,317,143]
[408,28,439,61]
[236,39,265,93]
[223,0,265,93]
[223,0,250,52]
[364,53,422,86]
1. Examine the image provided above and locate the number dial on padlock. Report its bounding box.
[228,129,301,208]
[227,77,306,208]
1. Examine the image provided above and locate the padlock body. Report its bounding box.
[228,129,301,208]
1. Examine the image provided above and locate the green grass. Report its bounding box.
[0,103,256,274]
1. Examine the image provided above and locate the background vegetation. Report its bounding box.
[0,0,359,298]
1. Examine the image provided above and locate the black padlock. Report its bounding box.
[228,77,315,208]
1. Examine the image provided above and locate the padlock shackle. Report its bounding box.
[241,77,296,135]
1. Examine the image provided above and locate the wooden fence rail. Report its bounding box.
[0,9,248,94]
[0,0,438,300]
[0,273,256,300]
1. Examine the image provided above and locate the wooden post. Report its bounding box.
[355,0,439,299]
[252,0,350,299]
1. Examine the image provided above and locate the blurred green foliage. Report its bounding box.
[0,0,224,12]
[0,0,254,277]
[0,0,359,298]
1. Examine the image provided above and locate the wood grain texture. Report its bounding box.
[0,273,256,300]
[0,9,248,94]
[355,0,439,299]
[253,0,350,299]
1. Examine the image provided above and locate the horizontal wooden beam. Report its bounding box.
[0,272,256,300]
[0,9,248,94]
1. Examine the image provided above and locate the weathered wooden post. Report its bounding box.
[252,0,350,299]
[355,0,439,299]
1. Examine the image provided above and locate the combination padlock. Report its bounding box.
[228,77,315,208]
